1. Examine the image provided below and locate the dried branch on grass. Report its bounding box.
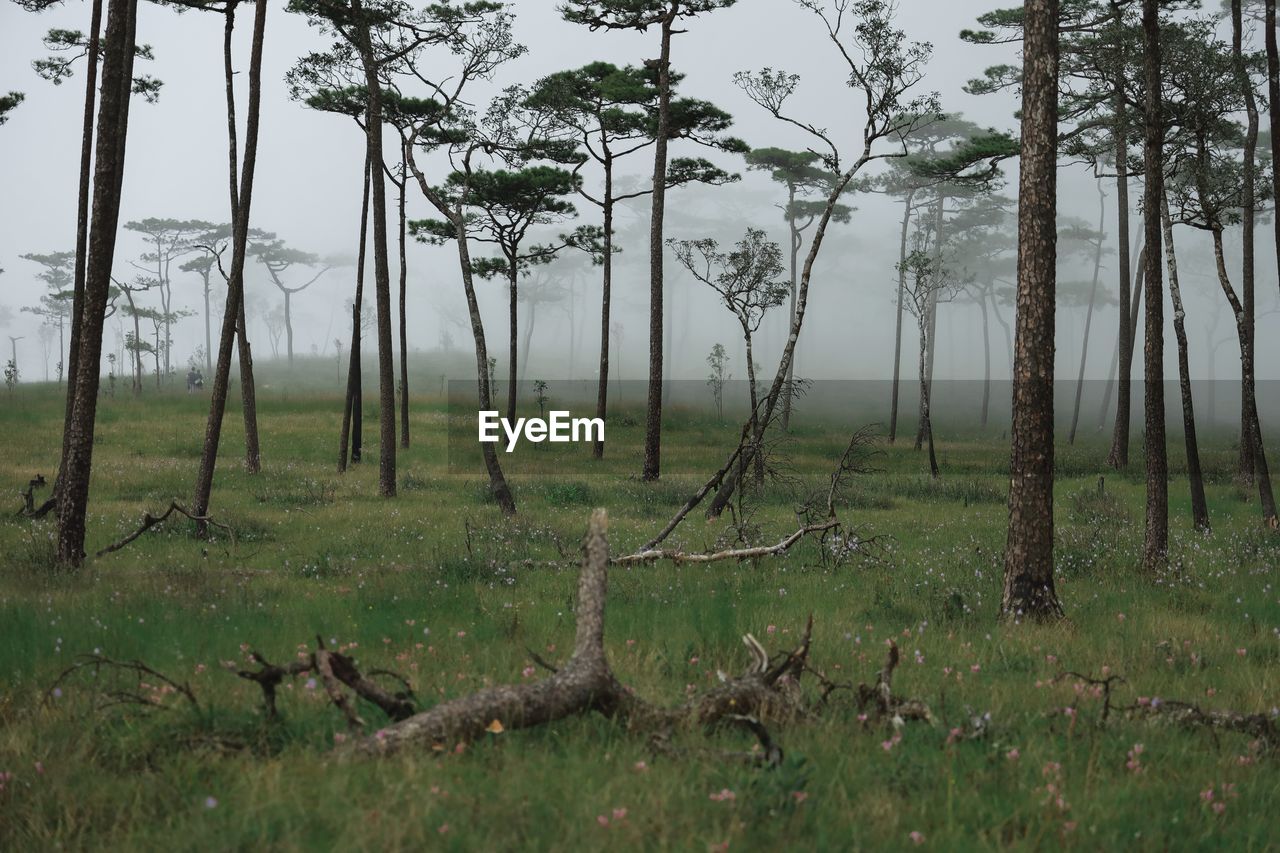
[95,501,236,557]
[43,654,199,713]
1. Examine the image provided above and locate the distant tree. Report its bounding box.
[19,251,75,380]
[180,252,217,372]
[745,147,850,431]
[124,218,212,383]
[671,228,787,486]
[251,239,331,367]
[527,60,743,457]
[1002,0,1062,620]
[112,275,156,394]
[562,0,742,483]
[706,342,729,422]
[1060,187,1111,445]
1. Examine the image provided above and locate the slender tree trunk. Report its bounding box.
[744,328,763,487]
[203,277,212,371]
[781,185,799,432]
[284,290,294,367]
[58,0,103,499]
[979,288,991,428]
[889,193,912,444]
[1108,18,1133,468]
[642,13,674,482]
[520,301,536,384]
[1002,0,1062,620]
[457,220,516,514]
[1141,0,1168,572]
[918,316,939,479]
[1268,0,1280,303]
[1235,0,1260,482]
[1069,182,1106,445]
[593,174,614,460]
[339,153,371,472]
[507,266,518,424]
[1161,192,1209,532]
[354,8,396,497]
[192,0,267,528]
[56,0,138,566]
[398,150,410,449]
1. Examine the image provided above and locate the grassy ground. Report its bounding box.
[1,379,1279,851]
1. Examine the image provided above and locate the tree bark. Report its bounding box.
[781,183,799,432]
[398,145,410,449]
[1140,0,1168,573]
[339,153,371,472]
[979,285,991,428]
[56,0,138,566]
[593,163,614,459]
[641,11,675,482]
[889,193,912,444]
[355,6,396,497]
[1001,0,1062,620]
[1161,192,1209,532]
[1268,0,1280,304]
[1069,182,1105,445]
[1107,7,1133,468]
[506,266,518,424]
[58,0,103,501]
[1234,0,1260,483]
[192,0,267,529]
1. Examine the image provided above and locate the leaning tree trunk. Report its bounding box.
[192,0,267,530]
[744,328,763,488]
[58,0,104,501]
[339,153,371,472]
[456,221,516,514]
[1161,192,1209,533]
[1140,0,1168,574]
[1002,0,1062,620]
[593,171,614,460]
[356,22,397,498]
[641,13,674,482]
[1069,182,1106,445]
[918,316,939,479]
[57,0,139,566]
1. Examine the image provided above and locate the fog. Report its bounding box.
[2,0,1278,393]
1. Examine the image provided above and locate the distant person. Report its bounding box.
[186,369,204,393]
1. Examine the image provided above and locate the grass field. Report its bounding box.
[1,376,1279,851]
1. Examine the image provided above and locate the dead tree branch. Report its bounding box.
[95,501,236,557]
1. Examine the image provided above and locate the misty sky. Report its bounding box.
[1,0,1276,385]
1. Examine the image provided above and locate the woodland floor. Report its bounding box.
[1,378,1279,851]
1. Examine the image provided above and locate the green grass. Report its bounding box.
[1,380,1279,851]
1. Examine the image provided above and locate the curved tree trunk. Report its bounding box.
[1001,0,1062,620]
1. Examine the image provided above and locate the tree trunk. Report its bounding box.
[1108,17,1133,469]
[398,147,410,449]
[339,153,371,472]
[1141,0,1168,573]
[1161,192,1209,532]
[520,301,536,385]
[781,184,799,432]
[284,289,294,367]
[58,0,103,500]
[203,276,212,371]
[507,266,518,424]
[456,219,516,514]
[979,287,991,428]
[918,316,939,479]
[355,13,396,498]
[1235,0,1260,483]
[1069,182,1105,445]
[593,171,613,460]
[1268,0,1280,303]
[192,0,267,528]
[744,328,763,488]
[57,0,138,566]
[1001,0,1062,620]
[641,13,674,482]
[889,193,911,444]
